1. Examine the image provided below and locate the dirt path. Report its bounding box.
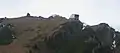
[0,42,25,53]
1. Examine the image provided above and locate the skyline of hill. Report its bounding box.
[0,13,120,31]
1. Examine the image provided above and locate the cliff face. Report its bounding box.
[30,20,114,53]
[31,20,118,53]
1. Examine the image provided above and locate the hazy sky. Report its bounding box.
[0,0,120,30]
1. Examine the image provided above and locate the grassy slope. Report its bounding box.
[0,16,67,53]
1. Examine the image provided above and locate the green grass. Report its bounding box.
[0,39,13,45]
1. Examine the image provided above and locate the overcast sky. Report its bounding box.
[0,0,120,31]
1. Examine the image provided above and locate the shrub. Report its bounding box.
[0,25,13,45]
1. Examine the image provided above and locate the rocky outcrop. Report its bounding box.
[30,20,119,53]
[26,13,31,17]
